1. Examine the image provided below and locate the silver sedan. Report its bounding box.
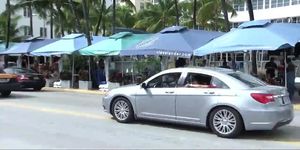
[102,67,294,138]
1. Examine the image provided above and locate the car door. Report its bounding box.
[135,72,181,121]
[175,72,231,124]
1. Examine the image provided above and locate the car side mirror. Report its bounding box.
[141,83,148,89]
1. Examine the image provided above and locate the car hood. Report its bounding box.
[109,84,140,95]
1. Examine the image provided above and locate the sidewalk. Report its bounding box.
[42,87,300,111]
[43,87,106,95]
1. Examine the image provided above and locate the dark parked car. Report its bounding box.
[4,67,46,91]
[0,69,20,97]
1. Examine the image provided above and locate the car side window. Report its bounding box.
[210,77,229,89]
[184,73,212,88]
[147,73,181,88]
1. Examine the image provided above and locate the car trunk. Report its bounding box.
[252,85,290,105]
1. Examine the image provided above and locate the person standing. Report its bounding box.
[286,58,296,101]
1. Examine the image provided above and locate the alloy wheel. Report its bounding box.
[213,109,237,135]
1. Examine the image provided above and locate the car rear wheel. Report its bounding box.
[209,107,243,138]
[33,87,42,91]
[112,97,134,123]
[1,91,11,97]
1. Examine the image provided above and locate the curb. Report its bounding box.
[294,104,300,111]
[43,87,106,95]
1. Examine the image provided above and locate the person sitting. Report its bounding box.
[185,78,209,88]
[265,57,277,84]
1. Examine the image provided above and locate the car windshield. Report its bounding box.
[228,72,266,88]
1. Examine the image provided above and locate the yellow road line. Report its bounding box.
[294,104,300,111]
[278,141,300,146]
[0,102,110,120]
[43,87,106,95]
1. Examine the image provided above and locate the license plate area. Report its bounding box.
[0,79,9,83]
[34,77,40,80]
[280,96,290,105]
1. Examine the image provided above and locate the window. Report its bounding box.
[228,72,266,87]
[23,6,30,17]
[265,0,270,8]
[257,0,264,9]
[184,73,212,88]
[147,73,181,88]
[283,0,290,6]
[40,27,47,37]
[271,0,277,7]
[211,77,229,89]
[23,26,30,36]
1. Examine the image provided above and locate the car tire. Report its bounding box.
[209,107,243,138]
[33,87,42,91]
[112,97,134,123]
[1,91,11,97]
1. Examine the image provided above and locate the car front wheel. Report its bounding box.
[112,97,134,123]
[1,91,11,97]
[209,107,243,138]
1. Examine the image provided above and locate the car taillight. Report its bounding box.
[16,75,29,82]
[250,93,274,104]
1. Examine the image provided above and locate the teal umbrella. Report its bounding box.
[79,32,152,56]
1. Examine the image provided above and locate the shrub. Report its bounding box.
[60,71,72,80]
[78,69,89,81]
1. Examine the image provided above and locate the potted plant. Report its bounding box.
[78,69,91,89]
[60,71,72,88]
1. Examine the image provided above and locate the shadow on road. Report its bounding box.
[0,93,36,99]
[239,126,300,142]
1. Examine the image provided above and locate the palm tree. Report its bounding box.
[112,0,135,34]
[245,0,256,74]
[197,0,236,31]
[134,0,176,32]
[174,0,179,26]
[193,0,197,29]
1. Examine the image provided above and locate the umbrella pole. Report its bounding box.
[71,54,75,88]
[27,55,30,69]
[284,51,287,88]
[88,56,91,84]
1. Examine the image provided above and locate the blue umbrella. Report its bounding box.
[0,42,17,52]
[120,26,224,58]
[1,38,58,55]
[194,20,300,56]
[31,34,106,56]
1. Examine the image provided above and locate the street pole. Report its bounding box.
[4,0,11,68]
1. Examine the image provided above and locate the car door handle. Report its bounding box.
[165,91,174,94]
[204,91,215,95]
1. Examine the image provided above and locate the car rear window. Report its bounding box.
[228,72,266,88]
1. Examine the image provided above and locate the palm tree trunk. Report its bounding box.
[220,0,230,32]
[193,0,197,29]
[29,0,33,37]
[220,0,236,70]
[95,0,105,35]
[246,0,257,74]
[102,17,106,36]
[56,2,65,37]
[174,0,179,26]
[112,0,116,34]
[82,0,92,45]
[69,0,81,32]
[5,0,11,68]
[50,3,54,38]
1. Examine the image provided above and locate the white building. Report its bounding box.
[230,0,300,25]
[0,1,51,39]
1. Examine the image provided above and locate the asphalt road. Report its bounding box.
[0,90,300,149]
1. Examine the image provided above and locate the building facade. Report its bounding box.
[230,0,300,24]
[0,1,52,39]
